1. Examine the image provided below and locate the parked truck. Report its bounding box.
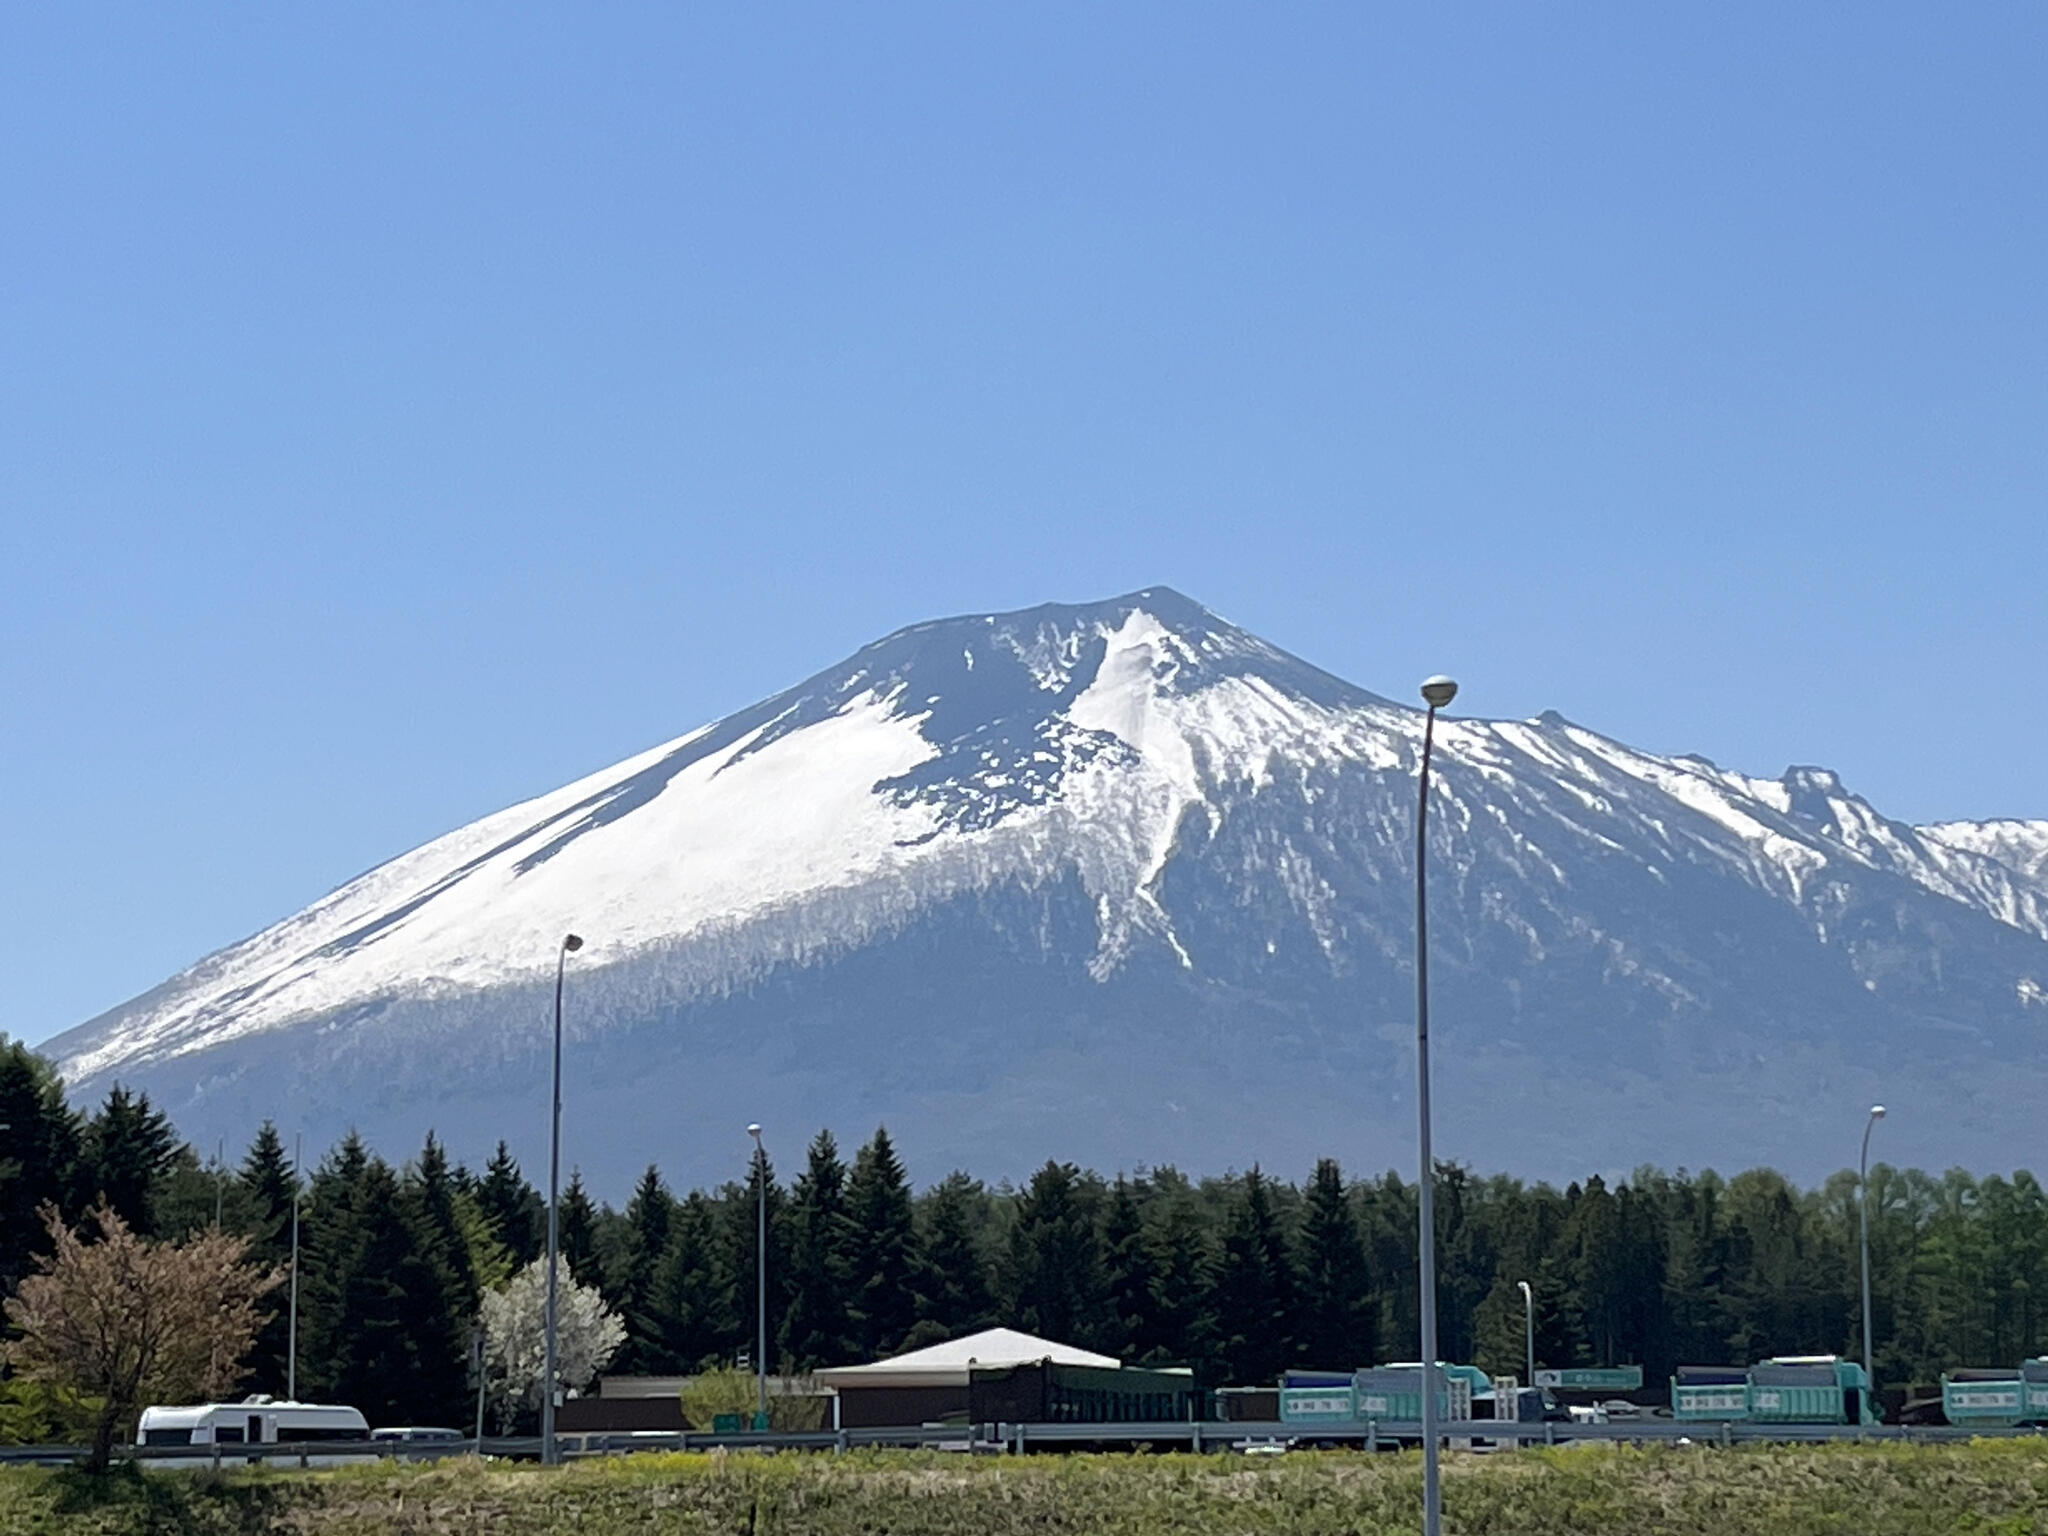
[1670,1356,1876,1425]
[1940,1359,2048,1427]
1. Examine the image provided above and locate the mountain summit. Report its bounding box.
[47,589,2048,1189]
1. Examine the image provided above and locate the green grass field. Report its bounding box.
[5,1442,2048,1535]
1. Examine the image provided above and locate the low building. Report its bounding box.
[816,1327,1123,1428]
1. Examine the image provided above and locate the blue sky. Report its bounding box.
[4,5,2043,1044]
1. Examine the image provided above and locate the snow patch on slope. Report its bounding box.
[62,693,947,1079]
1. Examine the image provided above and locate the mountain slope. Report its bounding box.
[46,589,2048,1190]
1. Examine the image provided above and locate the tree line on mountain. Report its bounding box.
[5,1036,2047,1431]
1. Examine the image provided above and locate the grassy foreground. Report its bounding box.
[5,1442,2048,1536]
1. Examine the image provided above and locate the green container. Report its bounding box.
[1351,1365,1480,1422]
[1942,1372,2026,1427]
[1670,1372,1749,1422]
[1944,1360,2048,1426]
[1748,1357,1872,1425]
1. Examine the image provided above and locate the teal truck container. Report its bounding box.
[1349,1363,1487,1422]
[1672,1357,1875,1425]
[1276,1371,1357,1424]
[1671,1366,1751,1422]
[1745,1356,1876,1425]
[1941,1360,2048,1427]
[1942,1369,2027,1426]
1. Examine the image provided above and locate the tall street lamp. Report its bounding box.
[288,1132,301,1401]
[747,1123,768,1428]
[1414,674,1457,1536]
[1859,1104,1886,1393]
[1517,1279,1536,1389]
[541,932,583,1468]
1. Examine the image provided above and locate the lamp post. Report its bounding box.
[1414,674,1457,1536]
[541,932,583,1468]
[1859,1104,1886,1391]
[1518,1279,1536,1389]
[747,1123,768,1428]
[288,1132,301,1401]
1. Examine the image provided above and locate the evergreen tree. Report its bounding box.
[1530,1254,1582,1371]
[1211,1167,1299,1385]
[914,1172,997,1340]
[846,1128,919,1358]
[560,1170,600,1287]
[1101,1176,1157,1361]
[649,1192,724,1371]
[475,1142,543,1267]
[0,1040,80,1293]
[1297,1158,1375,1370]
[1139,1176,1217,1372]
[1720,1169,1828,1363]
[1358,1171,1420,1357]
[39,1100,2048,1406]
[237,1121,302,1397]
[1657,1169,1732,1373]
[1007,1161,1109,1349]
[1431,1163,1495,1365]
[400,1132,482,1410]
[410,1134,478,1308]
[296,1133,371,1405]
[79,1085,178,1236]
[308,1154,469,1425]
[237,1122,298,1266]
[783,1131,857,1367]
[610,1165,677,1372]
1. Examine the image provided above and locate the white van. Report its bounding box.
[138,1397,369,1462]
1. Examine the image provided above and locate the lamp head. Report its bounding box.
[562,933,583,953]
[1870,1104,1886,1120]
[746,1123,762,1139]
[1420,676,1459,710]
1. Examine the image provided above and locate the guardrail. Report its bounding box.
[0,1416,2038,1468]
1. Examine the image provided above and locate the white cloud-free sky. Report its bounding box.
[4,5,2042,1044]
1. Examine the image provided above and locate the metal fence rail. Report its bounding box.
[0,1416,2038,1468]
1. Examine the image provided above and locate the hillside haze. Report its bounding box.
[47,589,2048,1192]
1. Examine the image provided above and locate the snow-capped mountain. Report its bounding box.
[46,589,2048,1191]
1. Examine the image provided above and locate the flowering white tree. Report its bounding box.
[478,1258,625,1431]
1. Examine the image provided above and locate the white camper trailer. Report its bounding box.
[137,1397,369,1463]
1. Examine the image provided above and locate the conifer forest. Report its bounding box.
[4,1037,2046,1430]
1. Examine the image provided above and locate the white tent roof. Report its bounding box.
[816,1327,1120,1389]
